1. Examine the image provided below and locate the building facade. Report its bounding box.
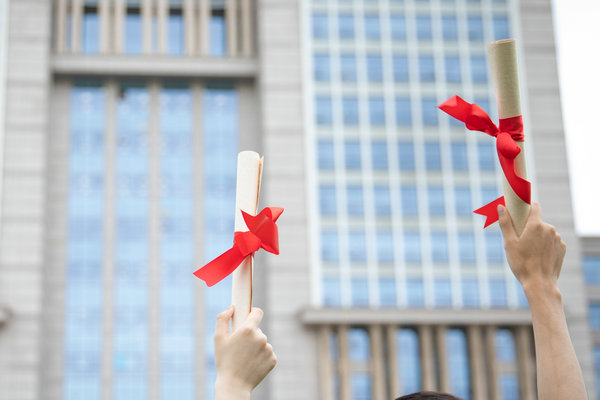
[0,0,595,400]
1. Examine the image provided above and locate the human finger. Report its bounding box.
[244,307,264,329]
[215,305,234,339]
[498,204,517,243]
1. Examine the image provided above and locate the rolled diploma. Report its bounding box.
[231,151,263,331]
[487,39,530,235]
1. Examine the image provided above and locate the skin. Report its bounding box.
[498,202,587,400]
[214,306,277,400]
[214,202,587,400]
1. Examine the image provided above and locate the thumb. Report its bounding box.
[215,305,234,339]
[497,204,517,243]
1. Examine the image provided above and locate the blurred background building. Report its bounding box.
[0,0,597,399]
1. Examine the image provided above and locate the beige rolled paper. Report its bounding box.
[231,151,263,331]
[487,39,530,235]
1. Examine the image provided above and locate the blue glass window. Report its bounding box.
[481,185,499,204]
[319,185,337,215]
[340,53,357,82]
[371,141,388,170]
[351,279,369,307]
[493,16,510,40]
[168,8,184,55]
[349,329,370,360]
[475,97,491,115]
[318,140,335,170]
[312,13,328,39]
[419,55,435,82]
[416,15,432,40]
[485,231,504,263]
[398,141,415,170]
[401,185,419,216]
[471,55,488,83]
[347,186,364,216]
[343,97,359,126]
[490,279,507,307]
[495,330,516,362]
[584,257,600,284]
[374,186,391,216]
[468,16,484,41]
[393,54,409,82]
[446,330,471,399]
[478,141,496,170]
[314,53,331,81]
[445,56,461,83]
[390,14,407,40]
[323,278,341,307]
[442,15,458,40]
[321,230,339,262]
[397,330,421,392]
[380,278,396,306]
[367,54,383,82]
[315,96,333,126]
[82,7,99,53]
[406,279,425,307]
[434,279,452,307]
[395,98,412,125]
[455,186,472,216]
[349,231,367,262]
[377,230,394,263]
[125,8,142,54]
[422,98,438,126]
[351,374,371,400]
[500,374,519,400]
[425,141,441,170]
[431,232,449,263]
[595,347,600,400]
[364,14,381,39]
[210,12,226,56]
[345,141,361,169]
[590,303,600,331]
[458,232,476,263]
[428,186,445,216]
[339,13,355,39]
[404,231,421,263]
[451,141,468,170]
[462,278,479,308]
[369,97,386,126]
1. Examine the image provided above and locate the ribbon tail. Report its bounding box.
[474,197,506,228]
[193,246,247,287]
[498,156,531,204]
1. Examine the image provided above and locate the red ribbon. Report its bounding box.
[438,95,531,228]
[194,207,284,287]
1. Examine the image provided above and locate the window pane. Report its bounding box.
[351,279,369,307]
[481,185,499,205]
[367,54,383,82]
[315,97,333,125]
[395,98,412,125]
[390,14,406,40]
[485,231,504,263]
[341,53,357,82]
[500,374,519,400]
[347,186,364,216]
[442,15,458,40]
[343,97,359,126]
[82,8,99,53]
[493,16,510,40]
[321,230,339,262]
[168,10,184,55]
[422,98,438,126]
[478,141,496,170]
[451,141,468,170]
[471,55,488,83]
[374,186,391,216]
[401,185,419,216]
[393,54,409,82]
[210,14,226,56]
[458,232,476,263]
[584,257,600,284]
[431,231,448,263]
[314,53,331,81]
[323,278,341,307]
[376,230,394,263]
[398,141,415,170]
[312,13,328,39]
[406,279,424,307]
[428,186,445,216]
[349,231,367,262]
[462,278,479,308]
[425,141,441,170]
[495,330,516,362]
[434,279,451,307]
[468,16,484,41]
[445,55,461,83]
[372,141,388,170]
[454,186,472,216]
[446,330,471,399]
[345,141,361,169]
[397,330,421,393]
[349,329,370,360]
[379,278,396,306]
[319,185,337,216]
[419,55,435,82]
[369,97,386,126]
[490,279,507,307]
[125,9,142,54]
[339,13,355,39]
[404,231,421,263]
[416,15,432,40]
[351,374,371,400]
[590,303,600,331]
[318,140,335,170]
[364,14,381,39]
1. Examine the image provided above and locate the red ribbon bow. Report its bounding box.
[438,95,531,227]
[194,207,284,287]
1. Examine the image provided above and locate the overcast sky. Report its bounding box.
[552,0,600,236]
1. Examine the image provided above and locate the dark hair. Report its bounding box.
[396,391,464,400]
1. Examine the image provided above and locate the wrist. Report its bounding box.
[522,278,562,306]
[215,376,252,400]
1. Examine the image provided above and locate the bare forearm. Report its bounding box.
[215,378,251,400]
[525,282,587,400]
